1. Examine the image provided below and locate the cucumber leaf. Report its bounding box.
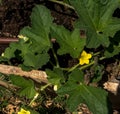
[21,5,53,47]
[3,5,53,69]
[57,82,111,114]
[51,25,86,58]
[46,68,65,89]
[10,75,36,99]
[70,0,120,48]
[57,68,112,113]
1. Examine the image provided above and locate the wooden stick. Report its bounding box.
[0,64,48,83]
[0,38,18,44]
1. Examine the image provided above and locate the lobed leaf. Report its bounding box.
[3,5,54,69]
[57,68,112,113]
[10,75,36,99]
[51,25,86,58]
[57,82,111,114]
[70,0,120,48]
[21,5,53,47]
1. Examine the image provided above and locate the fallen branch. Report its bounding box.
[0,64,48,83]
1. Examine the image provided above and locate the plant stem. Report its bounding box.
[51,48,60,68]
[40,83,51,91]
[68,63,80,72]
[48,0,74,10]
[80,56,106,70]
[29,92,39,106]
[49,60,55,67]
[93,51,101,56]
[65,56,106,72]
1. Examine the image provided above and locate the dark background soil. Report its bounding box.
[0,0,76,37]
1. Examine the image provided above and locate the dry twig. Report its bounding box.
[0,64,48,83]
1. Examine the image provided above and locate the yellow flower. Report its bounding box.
[18,108,30,114]
[79,51,92,65]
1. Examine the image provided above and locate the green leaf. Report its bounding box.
[4,42,21,59]
[46,68,65,88]
[51,25,86,58]
[10,75,36,99]
[0,56,9,63]
[23,51,49,69]
[70,0,120,48]
[20,5,53,47]
[104,31,120,58]
[57,82,111,114]
[30,110,39,114]
[3,5,53,69]
[69,68,84,83]
[104,43,120,58]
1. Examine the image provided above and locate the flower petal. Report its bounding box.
[81,51,87,56]
[79,51,92,65]
[84,59,89,64]
[18,108,30,114]
[79,59,84,65]
[86,53,92,59]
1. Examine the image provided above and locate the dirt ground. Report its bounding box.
[0,0,120,114]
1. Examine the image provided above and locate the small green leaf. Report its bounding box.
[4,42,22,59]
[57,82,111,114]
[70,0,120,48]
[104,31,120,58]
[46,68,65,88]
[10,75,36,99]
[104,43,120,58]
[51,25,86,58]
